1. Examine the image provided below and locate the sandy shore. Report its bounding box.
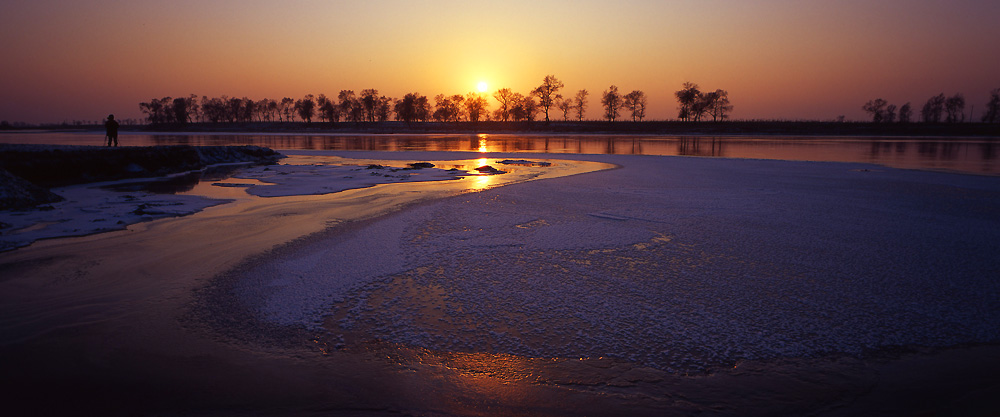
[1,151,999,416]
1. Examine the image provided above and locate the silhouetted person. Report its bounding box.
[105,114,119,147]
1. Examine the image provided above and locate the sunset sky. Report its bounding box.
[2,0,998,124]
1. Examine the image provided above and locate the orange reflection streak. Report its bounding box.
[477,134,489,153]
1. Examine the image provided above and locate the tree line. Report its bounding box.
[138,76,734,125]
[863,88,1000,123]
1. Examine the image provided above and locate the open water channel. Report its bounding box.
[2,131,998,175]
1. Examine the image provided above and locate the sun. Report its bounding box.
[476,81,488,93]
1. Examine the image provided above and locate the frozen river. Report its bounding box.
[2,137,1000,415]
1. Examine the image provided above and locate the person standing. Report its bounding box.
[105,114,120,147]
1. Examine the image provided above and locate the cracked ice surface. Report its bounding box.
[242,154,1000,373]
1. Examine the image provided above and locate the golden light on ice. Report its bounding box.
[477,81,488,93]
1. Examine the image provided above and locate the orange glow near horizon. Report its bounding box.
[2,1,999,124]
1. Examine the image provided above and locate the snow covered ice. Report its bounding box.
[229,152,1000,374]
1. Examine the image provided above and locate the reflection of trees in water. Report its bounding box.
[140,134,996,174]
[677,137,725,157]
[980,142,997,161]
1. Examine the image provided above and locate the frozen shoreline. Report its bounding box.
[222,151,1000,373]
[2,150,999,415]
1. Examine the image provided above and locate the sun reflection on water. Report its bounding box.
[477,134,489,153]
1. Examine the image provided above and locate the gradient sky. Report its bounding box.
[2,0,998,124]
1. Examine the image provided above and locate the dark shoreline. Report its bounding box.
[7,120,1000,137]
[0,144,282,210]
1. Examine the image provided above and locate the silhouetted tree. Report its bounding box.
[414,95,431,122]
[492,88,515,122]
[984,88,1000,123]
[921,93,946,123]
[898,102,913,123]
[376,96,393,122]
[705,90,733,121]
[171,97,190,124]
[601,85,622,122]
[945,93,965,123]
[862,98,889,123]
[139,97,172,124]
[623,90,647,121]
[339,90,363,123]
[691,94,713,121]
[574,89,589,121]
[361,89,379,122]
[675,82,700,121]
[433,94,465,122]
[395,93,429,124]
[294,94,316,123]
[464,92,489,122]
[556,97,573,121]
[509,93,538,122]
[532,75,564,123]
[200,97,224,122]
[185,95,200,123]
[278,98,294,122]
[884,104,897,123]
[254,99,270,122]
[240,97,255,122]
[316,94,340,123]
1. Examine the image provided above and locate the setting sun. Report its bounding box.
[477,81,488,93]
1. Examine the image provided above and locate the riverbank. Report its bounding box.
[0,144,281,211]
[8,120,1000,137]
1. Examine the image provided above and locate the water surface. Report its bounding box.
[2,131,998,175]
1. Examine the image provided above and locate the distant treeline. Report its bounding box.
[135,76,734,126]
[131,120,1000,137]
[862,88,1000,123]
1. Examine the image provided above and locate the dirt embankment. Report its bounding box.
[0,144,282,210]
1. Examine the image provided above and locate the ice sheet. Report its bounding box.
[230,152,1000,373]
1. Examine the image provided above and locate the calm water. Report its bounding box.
[2,131,998,175]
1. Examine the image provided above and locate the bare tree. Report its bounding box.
[433,94,465,122]
[675,82,700,121]
[492,88,515,122]
[185,94,200,123]
[394,93,425,124]
[376,96,393,122]
[945,93,965,123]
[316,94,340,123]
[294,94,316,123]
[280,97,295,122]
[921,93,946,123]
[706,89,733,121]
[464,92,489,122]
[171,97,191,124]
[338,90,362,123]
[509,93,538,122]
[532,75,564,123]
[898,102,913,123]
[862,98,889,123]
[623,90,647,121]
[556,97,573,121]
[360,89,379,122]
[984,88,1000,123]
[885,104,897,123]
[139,97,171,124]
[574,89,588,121]
[601,86,622,122]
